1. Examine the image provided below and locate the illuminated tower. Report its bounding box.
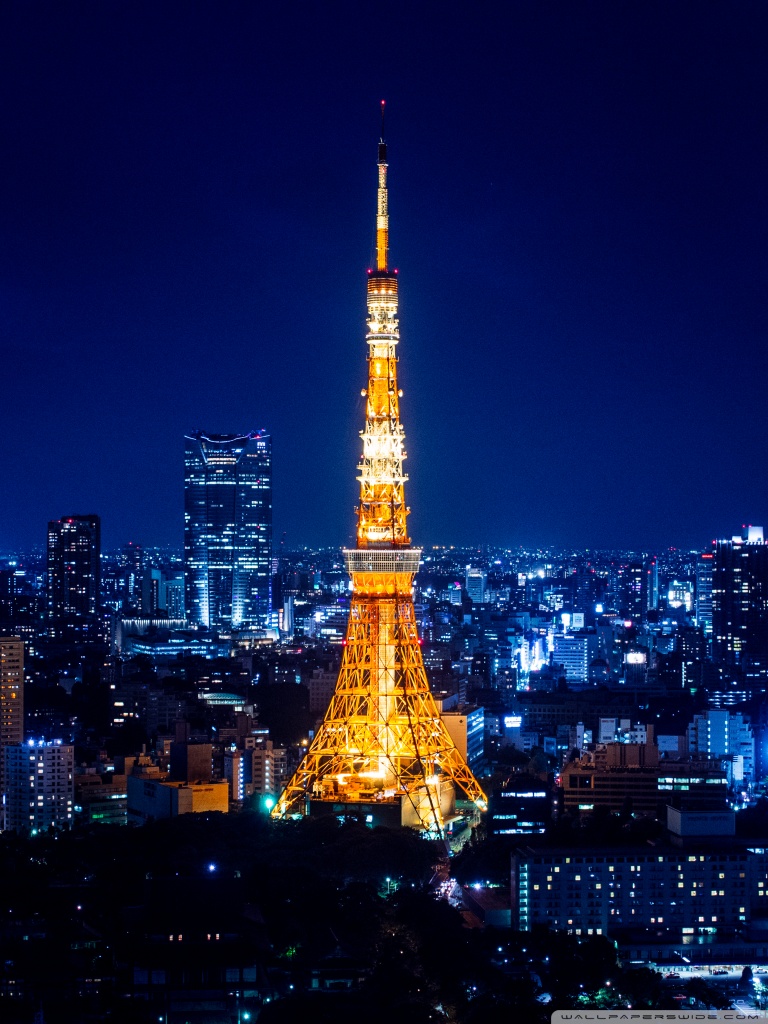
[274,109,486,834]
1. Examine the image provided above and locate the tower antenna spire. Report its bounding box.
[376,101,388,272]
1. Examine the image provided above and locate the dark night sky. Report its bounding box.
[1,1,767,553]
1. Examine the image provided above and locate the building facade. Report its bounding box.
[4,739,74,832]
[552,632,597,687]
[560,740,729,817]
[441,706,486,775]
[696,550,714,638]
[184,432,272,631]
[0,636,24,826]
[511,838,764,937]
[465,567,487,604]
[127,776,229,824]
[712,526,768,670]
[687,708,755,786]
[247,739,287,798]
[47,514,101,640]
[489,774,551,836]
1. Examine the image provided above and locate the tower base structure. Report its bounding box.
[307,786,456,831]
[273,549,486,835]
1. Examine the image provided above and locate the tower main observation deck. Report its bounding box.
[272,110,487,834]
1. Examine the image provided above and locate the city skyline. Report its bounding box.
[2,3,767,554]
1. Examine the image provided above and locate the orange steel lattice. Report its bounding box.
[273,116,486,834]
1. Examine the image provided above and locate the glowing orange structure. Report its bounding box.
[273,108,486,834]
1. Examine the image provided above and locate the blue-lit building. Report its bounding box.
[184,432,272,631]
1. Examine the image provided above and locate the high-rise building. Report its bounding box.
[0,637,24,826]
[695,550,714,637]
[184,431,272,630]
[121,542,144,609]
[247,738,288,799]
[0,637,24,749]
[712,526,768,670]
[619,562,645,621]
[164,574,185,619]
[4,739,74,832]
[47,514,101,641]
[645,556,659,613]
[465,566,487,604]
[552,631,598,688]
[273,110,486,834]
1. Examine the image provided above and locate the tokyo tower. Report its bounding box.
[273,107,487,834]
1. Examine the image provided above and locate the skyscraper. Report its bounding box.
[184,431,272,630]
[0,637,24,827]
[465,566,487,604]
[712,526,768,672]
[619,562,645,621]
[695,550,714,638]
[47,514,101,641]
[273,110,486,834]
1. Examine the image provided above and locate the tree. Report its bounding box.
[684,977,732,1010]
[618,966,664,1008]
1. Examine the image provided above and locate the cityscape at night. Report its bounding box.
[2,2,768,1023]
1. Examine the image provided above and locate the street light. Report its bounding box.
[235,987,251,1022]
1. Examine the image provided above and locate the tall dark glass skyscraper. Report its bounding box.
[184,432,272,630]
[712,526,768,670]
[47,514,101,641]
